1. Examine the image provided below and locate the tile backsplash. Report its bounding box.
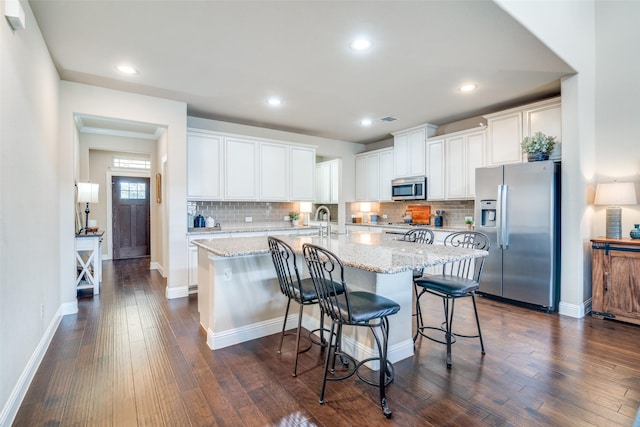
[187,201,338,225]
[347,200,475,227]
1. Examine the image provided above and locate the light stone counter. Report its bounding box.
[193,232,487,367]
[192,232,486,274]
[187,221,320,236]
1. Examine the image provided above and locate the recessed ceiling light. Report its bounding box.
[115,64,139,75]
[350,38,372,51]
[360,118,373,126]
[459,84,477,92]
[267,97,282,106]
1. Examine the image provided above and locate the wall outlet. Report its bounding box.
[245,217,252,222]
[465,216,473,222]
[382,214,388,219]
[284,215,290,221]
[40,304,44,320]
[223,268,232,281]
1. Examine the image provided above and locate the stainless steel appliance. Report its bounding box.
[474,161,560,310]
[391,176,427,201]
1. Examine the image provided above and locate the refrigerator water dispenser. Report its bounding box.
[480,200,497,227]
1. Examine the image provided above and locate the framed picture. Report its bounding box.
[156,173,162,203]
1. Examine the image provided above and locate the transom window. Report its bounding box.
[113,158,150,170]
[120,182,146,200]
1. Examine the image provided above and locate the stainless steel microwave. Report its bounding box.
[391,176,427,201]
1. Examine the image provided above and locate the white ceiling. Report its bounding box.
[29,0,574,144]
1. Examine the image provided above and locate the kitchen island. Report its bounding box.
[192,232,487,365]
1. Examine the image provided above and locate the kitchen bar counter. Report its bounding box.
[193,232,487,366]
[192,232,485,274]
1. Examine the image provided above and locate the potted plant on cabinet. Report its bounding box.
[465,218,474,230]
[521,131,557,162]
[289,211,300,226]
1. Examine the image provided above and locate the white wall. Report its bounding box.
[497,0,640,316]
[59,82,188,306]
[0,0,62,423]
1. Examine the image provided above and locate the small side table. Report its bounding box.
[75,231,104,295]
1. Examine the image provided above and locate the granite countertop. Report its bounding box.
[192,232,487,274]
[187,221,321,235]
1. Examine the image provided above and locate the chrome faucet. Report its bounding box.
[315,205,331,237]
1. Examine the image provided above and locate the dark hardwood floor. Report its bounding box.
[14,258,640,426]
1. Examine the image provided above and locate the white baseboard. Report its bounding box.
[150,261,165,277]
[206,317,286,350]
[559,298,590,318]
[165,285,189,299]
[0,306,64,427]
[61,300,78,315]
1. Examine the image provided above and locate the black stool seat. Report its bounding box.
[415,276,479,296]
[340,292,400,322]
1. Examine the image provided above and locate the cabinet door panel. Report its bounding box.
[427,139,445,200]
[465,131,485,197]
[225,138,257,199]
[445,136,465,199]
[365,154,380,201]
[606,251,640,315]
[187,133,222,199]
[290,146,315,201]
[260,143,288,200]
[379,149,393,201]
[486,112,522,165]
[355,156,366,201]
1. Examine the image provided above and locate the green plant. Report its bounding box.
[521,132,557,154]
[288,211,300,220]
[465,218,473,225]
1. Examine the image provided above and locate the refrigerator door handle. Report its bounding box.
[501,184,509,249]
[496,185,503,249]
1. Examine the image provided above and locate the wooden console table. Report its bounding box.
[591,237,640,325]
[75,232,104,295]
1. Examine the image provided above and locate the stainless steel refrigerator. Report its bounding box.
[474,161,560,310]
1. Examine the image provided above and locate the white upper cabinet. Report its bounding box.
[427,128,485,200]
[355,147,393,202]
[392,124,437,178]
[290,146,315,201]
[378,149,394,202]
[188,128,315,201]
[315,159,339,204]
[484,97,561,166]
[225,137,258,200]
[426,138,445,200]
[260,142,288,201]
[187,131,223,200]
[524,99,562,160]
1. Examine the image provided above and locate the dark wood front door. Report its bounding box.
[112,176,150,259]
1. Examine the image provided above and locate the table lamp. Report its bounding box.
[594,182,637,238]
[77,182,99,234]
[361,202,371,224]
[299,202,312,226]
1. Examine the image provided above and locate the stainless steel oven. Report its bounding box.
[391,176,427,201]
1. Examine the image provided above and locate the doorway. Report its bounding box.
[112,176,150,259]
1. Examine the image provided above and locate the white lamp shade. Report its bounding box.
[77,182,99,203]
[594,182,637,206]
[299,202,312,213]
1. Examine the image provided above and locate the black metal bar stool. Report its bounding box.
[303,243,401,419]
[413,231,490,368]
[268,236,343,377]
